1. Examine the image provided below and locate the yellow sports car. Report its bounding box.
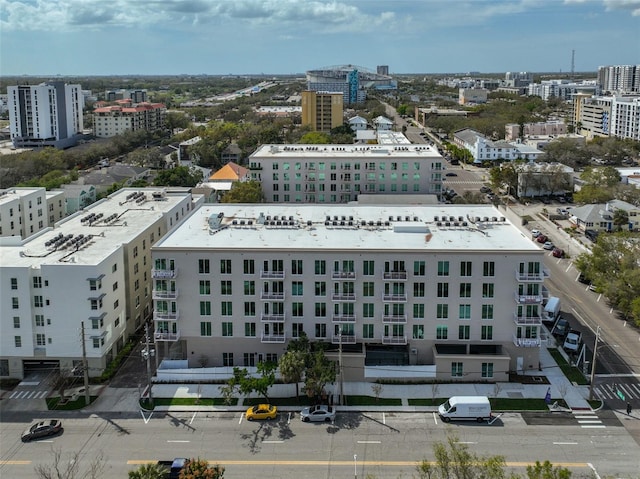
[246,404,277,421]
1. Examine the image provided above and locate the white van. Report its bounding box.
[438,396,492,423]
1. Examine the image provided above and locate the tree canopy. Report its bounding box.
[153,166,203,187]
[220,180,263,203]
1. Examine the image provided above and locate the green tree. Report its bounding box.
[128,462,168,479]
[227,361,276,402]
[300,131,331,144]
[179,458,224,479]
[278,350,306,401]
[221,180,263,203]
[579,166,621,188]
[525,460,571,479]
[303,349,337,401]
[613,209,629,231]
[153,166,202,187]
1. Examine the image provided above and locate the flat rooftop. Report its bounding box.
[251,144,440,159]
[155,204,539,253]
[1,188,190,268]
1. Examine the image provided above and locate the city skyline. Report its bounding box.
[1,0,639,76]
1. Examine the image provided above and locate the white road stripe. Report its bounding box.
[553,442,578,445]
[167,440,190,443]
[262,440,284,444]
[357,440,381,444]
[581,425,606,428]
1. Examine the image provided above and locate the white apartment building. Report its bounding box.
[247,144,444,203]
[150,204,547,382]
[0,188,200,379]
[7,82,84,149]
[453,129,543,164]
[597,65,640,94]
[527,80,598,101]
[573,95,640,141]
[610,96,640,141]
[0,188,65,239]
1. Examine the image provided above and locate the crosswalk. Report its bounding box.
[7,389,49,400]
[593,382,640,402]
[573,410,605,428]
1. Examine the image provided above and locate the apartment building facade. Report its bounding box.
[573,95,640,141]
[0,188,200,379]
[0,188,65,239]
[504,121,567,141]
[453,129,543,164]
[151,204,547,382]
[93,103,166,138]
[597,65,640,94]
[247,144,444,203]
[301,91,344,132]
[7,82,84,149]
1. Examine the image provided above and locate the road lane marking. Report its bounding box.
[553,442,578,445]
[190,412,197,425]
[239,413,244,425]
[167,440,190,443]
[581,425,606,428]
[357,440,381,444]
[140,410,153,424]
[456,441,477,444]
[262,440,284,444]
[0,461,32,465]
[382,412,386,425]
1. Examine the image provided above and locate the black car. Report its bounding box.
[552,318,570,338]
[445,172,458,177]
[22,420,62,442]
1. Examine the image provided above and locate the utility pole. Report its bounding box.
[338,324,344,406]
[80,321,90,406]
[144,323,154,407]
[588,325,601,400]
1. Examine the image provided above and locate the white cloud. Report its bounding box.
[603,0,640,15]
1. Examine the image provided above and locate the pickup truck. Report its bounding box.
[563,330,582,353]
[157,458,187,479]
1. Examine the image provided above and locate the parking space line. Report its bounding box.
[239,413,244,425]
[189,412,197,425]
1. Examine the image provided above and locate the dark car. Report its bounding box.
[552,318,570,338]
[536,234,548,243]
[578,272,591,284]
[552,247,565,258]
[21,420,62,442]
[445,172,458,177]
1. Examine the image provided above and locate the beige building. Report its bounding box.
[93,103,166,138]
[504,121,567,141]
[458,88,488,105]
[301,91,344,132]
[151,204,547,382]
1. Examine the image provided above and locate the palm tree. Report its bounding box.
[278,350,306,401]
[128,462,168,479]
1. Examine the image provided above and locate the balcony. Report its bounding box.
[261,313,286,322]
[383,271,407,281]
[513,292,543,304]
[304,176,316,182]
[382,294,407,302]
[260,270,285,279]
[332,271,356,280]
[332,333,356,344]
[382,335,407,345]
[152,268,177,279]
[153,289,179,300]
[332,292,356,302]
[513,312,542,325]
[515,268,550,282]
[512,334,541,348]
[260,292,285,300]
[382,314,407,324]
[153,311,179,321]
[332,314,356,323]
[261,333,286,343]
[154,330,181,342]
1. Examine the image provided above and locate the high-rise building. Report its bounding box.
[7,82,84,149]
[377,65,390,76]
[597,65,640,94]
[301,91,344,132]
[504,72,533,88]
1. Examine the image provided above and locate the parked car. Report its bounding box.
[445,172,458,177]
[552,247,565,258]
[531,229,541,238]
[578,272,590,284]
[300,405,336,423]
[21,420,62,442]
[536,234,548,243]
[543,241,554,250]
[480,186,491,193]
[245,404,277,421]
[552,317,570,338]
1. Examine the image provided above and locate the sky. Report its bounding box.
[1,0,639,76]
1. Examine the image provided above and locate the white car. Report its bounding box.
[531,230,541,238]
[543,241,554,250]
[300,405,336,423]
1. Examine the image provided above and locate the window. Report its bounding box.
[89,279,98,291]
[93,338,103,348]
[292,302,303,317]
[91,317,104,329]
[245,322,256,337]
[363,303,374,318]
[199,259,210,274]
[363,282,374,297]
[483,261,495,277]
[451,362,463,377]
[481,325,493,340]
[35,315,44,327]
[459,304,471,319]
[437,283,448,298]
[414,261,425,276]
[413,304,425,319]
[362,324,374,339]
[437,304,448,319]
[315,323,327,338]
[33,277,42,288]
[220,259,232,274]
[244,281,255,295]
[437,261,449,276]
[200,280,211,295]
[292,281,303,296]
[314,302,326,317]
[200,301,211,316]
[460,261,472,277]
[244,301,256,316]
[222,322,233,337]
[266,353,278,363]
[114,299,119,309]
[315,282,326,296]
[363,260,375,275]
[34,296,43,307]
[482,362,494,378]
[36,334,46,346]
[413,282,425,297]
[292,323,304,337]
[13,317,20,328]
[223,353,233,367]
[459,283,471,298]
[200,322,212,336]
[12,297,19,309]
[436,325,448,340]
[221,302,232,316]
[221,280,232,295]
[482,283,494,298]
[314,260,326,275]
[112,263,117,273]
[458,325,470,340]
[413,324,425,339]
[244,259,255,274]
[482,305,494,320]
[291,259,303,275]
